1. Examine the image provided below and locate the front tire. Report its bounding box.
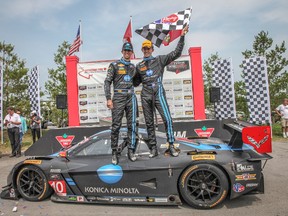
[179,163,228,209]
[16,165,52,201]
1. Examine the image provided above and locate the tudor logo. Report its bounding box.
[56,134,75,148]
[194,126,215,138]
[247,135,269,148]
[162,14,179,23]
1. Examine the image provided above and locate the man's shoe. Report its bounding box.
[149,146,158,158]
[128,149,136,162]
[112,152,119,165]
[169,145,179,157]
[9,154,16,158]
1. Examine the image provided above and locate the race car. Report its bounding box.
[0,121,272,209]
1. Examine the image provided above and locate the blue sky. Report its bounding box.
[0,0,287,91]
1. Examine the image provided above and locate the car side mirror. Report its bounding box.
[59,151,70,161]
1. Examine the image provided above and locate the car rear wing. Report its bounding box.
[224,120,272,154]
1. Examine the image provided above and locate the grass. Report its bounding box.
[0,123,286,155]
[0,129,35,155]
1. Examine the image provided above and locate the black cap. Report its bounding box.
[122,42,133,51]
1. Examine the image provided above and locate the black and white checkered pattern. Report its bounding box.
[242,56,271,124]
[135,7,192,47]
[0,65,2,128]
[212,58,236,120]
[28,66,41,115]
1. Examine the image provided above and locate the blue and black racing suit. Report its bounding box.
[134,36,185,148]
[104,58,138,152]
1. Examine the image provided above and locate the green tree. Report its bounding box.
[241,31,288,110]
[44,41,70,126]
[202,53,220,116]
[234,80,248,116]
[0,41,30,115]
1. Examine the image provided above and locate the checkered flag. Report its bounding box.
[135,7,192,47]
[242,56,271,124]
[28,66,41,115]
[212,58,236,120]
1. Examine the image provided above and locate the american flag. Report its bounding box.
[28,66,41,116]
[135,7,192,47]
[68,25,81,56]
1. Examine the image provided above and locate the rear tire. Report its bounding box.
[16,165,52,201]
[179,163,228,209]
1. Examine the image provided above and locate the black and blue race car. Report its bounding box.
[0,122,272,209]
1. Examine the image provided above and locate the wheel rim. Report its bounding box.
[18,169,44,199]
[186,169,222,204]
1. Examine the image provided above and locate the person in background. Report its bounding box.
[16,109,27,146]
[4,107,21,157]
[275,98,288,138]
[30,110,41,143]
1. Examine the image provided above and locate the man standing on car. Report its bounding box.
[275,98,288,138]
[104,42,138,165]
[134,26,188,158]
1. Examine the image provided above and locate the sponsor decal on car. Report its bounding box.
[133,198,146,202]
[191,154,216,161]
[194,126,215,138]
[97,164,123,184]
[235,173,257,181]
[49,174,61,180]
[110,197,122,202]
[84,187,140,194]
[246,183,259,188]
[154,198,168,203]
[233,183,245,193]
[77,196,84,202]
[68,196,77,201]
[146,197,155,202]
[9,188,15,198]
[49,180,67,196]
[122,198,132,202]
[50,169,62,173]
[23,160,42,165]
[231,163,254,172]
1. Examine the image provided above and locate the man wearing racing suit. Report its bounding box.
[134,26,188,158]
[104,42,138,165]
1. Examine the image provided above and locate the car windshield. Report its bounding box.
[67,134,99,153]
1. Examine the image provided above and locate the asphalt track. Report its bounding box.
[0,141,287,216]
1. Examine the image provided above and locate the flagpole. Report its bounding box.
[79,20,82,61]
[1,41,4,144]
[37,65,42,138]
[130,16,136,59]
[130,16,133,42]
